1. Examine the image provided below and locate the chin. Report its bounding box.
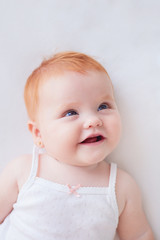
[80,155,107,167]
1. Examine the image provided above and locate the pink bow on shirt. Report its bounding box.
[67,184,81,197]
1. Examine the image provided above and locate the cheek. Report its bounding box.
[49,122,80,146]
[107,114,122,141]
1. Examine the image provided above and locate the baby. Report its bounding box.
[0,51,154,239]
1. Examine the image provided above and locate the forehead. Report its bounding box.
[39,70,114,105]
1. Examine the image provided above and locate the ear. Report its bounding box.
[28,120,44,148]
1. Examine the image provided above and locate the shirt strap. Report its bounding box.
[108,162,119,225]
[17,145,39,199]
[108,162,117,189]
[29,145,39,181]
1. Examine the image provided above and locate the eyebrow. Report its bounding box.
[56,102,80,111]
[57,95,114,110]
[100,94,115,101]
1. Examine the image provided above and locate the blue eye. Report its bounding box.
[65,110,78,117]
[98,103,109,111]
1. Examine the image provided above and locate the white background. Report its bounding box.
[0,0,160,238]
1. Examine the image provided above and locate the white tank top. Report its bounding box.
[0,146,119,240]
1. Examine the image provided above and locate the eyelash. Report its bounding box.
[98,103,110,111]
[64,110,78,117]
[63,103,110,118]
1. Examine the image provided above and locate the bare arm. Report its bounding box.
[116,170,154,240]
[0,159,19,223]
[0,155,31,224]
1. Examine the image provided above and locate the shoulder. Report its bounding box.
[14,154,33,191]
[2,154,33,191]
[116,167,140,215]
[116,167,138,193]
[13,153,32,169]
[1,154,32,178]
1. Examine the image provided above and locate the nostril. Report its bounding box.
[84,118,102,129]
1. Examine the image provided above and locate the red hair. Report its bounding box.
[24,51,110,121]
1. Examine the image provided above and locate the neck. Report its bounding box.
[42,153,108,187]
[58,160,100,173]
[47,154,104,177]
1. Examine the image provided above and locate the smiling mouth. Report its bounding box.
[81,135,105,144]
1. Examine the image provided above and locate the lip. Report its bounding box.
[80,133,106,145]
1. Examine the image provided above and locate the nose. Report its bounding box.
[83,115,102,129]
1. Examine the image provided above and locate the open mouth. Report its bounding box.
[81,135,104,144]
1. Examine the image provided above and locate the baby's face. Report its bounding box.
[36,70,121,166]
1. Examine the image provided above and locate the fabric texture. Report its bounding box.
[0,146,119,240]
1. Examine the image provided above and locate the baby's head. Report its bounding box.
[24,51,109,122]
[24,51,121,166]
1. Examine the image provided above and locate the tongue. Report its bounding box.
[83,137,97,143]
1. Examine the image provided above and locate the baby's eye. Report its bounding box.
[98,103,110,111]
[64,110,78,117]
